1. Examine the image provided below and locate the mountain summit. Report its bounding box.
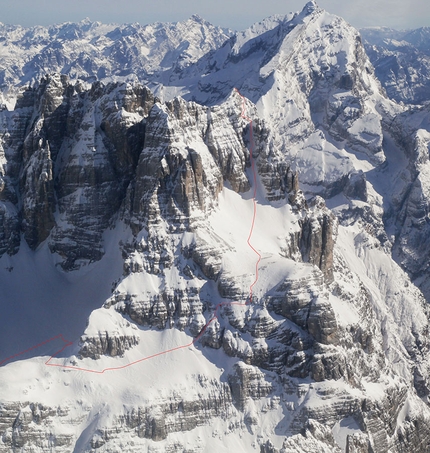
[0,2,430,453]
[304,0,320,13]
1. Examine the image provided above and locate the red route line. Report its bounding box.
[2,89,262,374]
[235,88,263,304]
[44,301,248,374]
[0,334,73,367]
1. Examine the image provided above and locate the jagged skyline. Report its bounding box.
[1,3,430,450]
[2,0,429,30]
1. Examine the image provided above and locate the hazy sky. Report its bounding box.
[1,0,429,30]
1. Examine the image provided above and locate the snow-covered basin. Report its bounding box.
[0,224,125,363]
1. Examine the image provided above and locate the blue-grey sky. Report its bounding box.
[1,0,429,30]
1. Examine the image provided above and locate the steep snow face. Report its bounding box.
[0,84,429,453]
[361,26,430,105]
[1,2,430,453]
[159,1,395,201]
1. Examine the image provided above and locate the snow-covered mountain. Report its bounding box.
[361,26,430,104]
[0,15,232,107]
[1,2,430,452]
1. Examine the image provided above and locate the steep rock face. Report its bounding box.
[110,287,205,333]
[0,86,42,255]
[0,75,155,268]
[1,3,430,453]
[266,265,335,342]
[79,332,140,359]
[0,402,76,452]
[228,362,273,411]
[298,197,336,281]
[21,140,55,248]
[115,383,234,442]
[49,80,153,268]
[19,74,72,249]
[126,95,253,233]
[383,105,430,300]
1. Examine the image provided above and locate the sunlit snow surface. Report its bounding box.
[1,177,428,450]
[1,3,430,452]
[0,185,298,451]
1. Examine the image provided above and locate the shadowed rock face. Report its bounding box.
[126,96,252,234]
[0,74,155,268]
[3,5,430,453]
[299,197,336,282]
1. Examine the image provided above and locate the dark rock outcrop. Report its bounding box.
[79,332,140,359]
[299,197,336,281]
[0,75,155,268]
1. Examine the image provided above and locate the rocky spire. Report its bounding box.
[302,0,320,15]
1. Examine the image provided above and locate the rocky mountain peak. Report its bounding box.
[1,4,430,453]
[302,0,320,15]
[189,14,206,24]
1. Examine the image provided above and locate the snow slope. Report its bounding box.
[1,2,430,453]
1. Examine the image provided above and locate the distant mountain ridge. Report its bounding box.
[1,9,430,108]
[0,15,232,105]
[361,26,430,104]
[1,2,430,452]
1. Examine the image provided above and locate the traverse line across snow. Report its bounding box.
[0,334,73,367]
[2,89,261,373]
